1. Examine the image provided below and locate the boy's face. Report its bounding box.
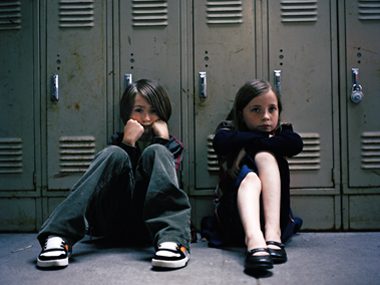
[130,94,160,128]
[242,89,279,133]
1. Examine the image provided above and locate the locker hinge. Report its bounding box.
[33,171,36,187]
[331,168,335,186]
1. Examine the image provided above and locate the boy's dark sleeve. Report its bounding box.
[118,143,140,169]
[154,136,184,171]
[109,132,139,170]
[109,132,184,171]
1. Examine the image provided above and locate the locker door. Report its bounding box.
[267,0,338,189]
[0,0,35,191]
[119,0,182,138]
[345,0,380,188]
[46,0,108,190]
[193,0,256,190]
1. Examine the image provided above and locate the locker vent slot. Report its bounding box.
[207,134,219,172]
[361,132,380,169]
[281,0,318,23]
[132,0,168,27]
[288,133,320,171]
[358,0,380,20]
[0,0,21,30]
[59,136,96,173]
[206,0,243,24]
[59,0,95,28]
[0,138,23,174]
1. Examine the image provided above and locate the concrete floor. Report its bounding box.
[0,232,379,285]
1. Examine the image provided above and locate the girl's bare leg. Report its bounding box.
[237,172,267,253]
[254,152,282,245]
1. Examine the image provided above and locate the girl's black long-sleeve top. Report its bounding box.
[213,122,303,165]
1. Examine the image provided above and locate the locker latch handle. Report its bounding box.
[351,68,363,104]
[274,70,282,96]
[199,71,207,99]
[51,74,59,102]
[124,73,133,89]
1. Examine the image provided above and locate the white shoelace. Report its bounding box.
[40,236,66,257]
[155,242,180,257]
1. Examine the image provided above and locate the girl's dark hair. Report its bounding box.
[232,79,282,131]
[120,79,172,124]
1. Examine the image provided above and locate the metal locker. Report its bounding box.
[118,0,183,138]
[0,0,36,191]
[344,0,380,188]
[45,0,109,191]
[0,0,40,230]
[266,0,338,190]
[265,0,340,230]
[192,0,257,191]
[341,0,380,229]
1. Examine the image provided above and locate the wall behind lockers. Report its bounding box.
[0,0,379,232]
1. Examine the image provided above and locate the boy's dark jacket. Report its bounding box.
[110,132,183,171]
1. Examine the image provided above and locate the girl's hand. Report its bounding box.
[227,148,246,178]
[122,119,145,146]
[152,120,169,140]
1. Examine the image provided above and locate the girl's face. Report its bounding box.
[242,89,279,133]
[130,94,160,127]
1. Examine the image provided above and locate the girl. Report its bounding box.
[37,79,191,269]
[213,80,303,271]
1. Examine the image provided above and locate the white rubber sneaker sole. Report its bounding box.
[151,256,189,269]
[37,257,69,268]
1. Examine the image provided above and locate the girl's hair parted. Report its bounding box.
[232,79,282,131]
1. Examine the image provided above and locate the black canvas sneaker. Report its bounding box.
[151,242,190,269]
[37,236,71,268]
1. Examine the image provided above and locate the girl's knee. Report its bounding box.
[240,172,261,189]
[254,151,276,165]
[255,151,275,160]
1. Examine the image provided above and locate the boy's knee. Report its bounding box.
[142,144,170,158]
[101,145,129,162]
[140,144,176,173]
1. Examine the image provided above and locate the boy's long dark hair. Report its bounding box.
[120,79,172,124]
[232,80,282,131]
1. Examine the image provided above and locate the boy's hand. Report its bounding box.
[122,119,145,146]
[152,120,169,140]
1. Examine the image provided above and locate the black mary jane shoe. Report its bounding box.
[245,248,273,271]
[266,241,287,264]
